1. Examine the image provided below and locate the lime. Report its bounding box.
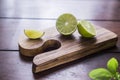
[77,20,96,38]
[56,13,77,35]
[24,29,45,39]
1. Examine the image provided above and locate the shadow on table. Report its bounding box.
[19,52,33,63]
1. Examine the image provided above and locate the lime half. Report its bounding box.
[56,13,77,35]
[77,20,96,38]
[24,29,45,39]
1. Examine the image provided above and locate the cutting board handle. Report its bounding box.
[19,39,61,57]
[42,39,61,52]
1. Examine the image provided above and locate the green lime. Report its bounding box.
[77,20,96,38]
[24,29,45,39]
[56,13,77,35]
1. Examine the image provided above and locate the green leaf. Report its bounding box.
[89,68,112,80]
[107,57,118,74]
[114,72,120,80]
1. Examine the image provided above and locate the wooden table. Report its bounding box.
[0,0,120,80]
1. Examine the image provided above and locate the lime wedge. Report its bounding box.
[77,20,96,38]
[56,13,77,35]
[24,29,45,39]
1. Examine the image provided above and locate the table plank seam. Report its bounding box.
[0,17,120,22]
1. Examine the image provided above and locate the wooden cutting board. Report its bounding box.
[18,26,118,73]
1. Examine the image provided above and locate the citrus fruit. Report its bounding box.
[77,20,96,38]
[56,13,77,35]
[24,29,45,39]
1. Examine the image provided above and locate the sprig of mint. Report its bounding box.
[89,57,120,80]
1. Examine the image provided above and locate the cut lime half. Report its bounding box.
[77,20,96,38]
[24,29,45,39]
[56,13,77,35]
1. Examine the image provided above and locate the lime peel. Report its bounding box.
[77,20,96,38]
[24,29,45,39]
[56,13,77,35]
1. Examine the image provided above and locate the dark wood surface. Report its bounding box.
[0,0,120,80]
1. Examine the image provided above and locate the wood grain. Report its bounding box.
[19,26,118,56]
[1,51,120,80]
[0,0,120,80]
[18,26,118,72]
[0,19,120,51]
[0,0,120,20]
[32,26,118,73]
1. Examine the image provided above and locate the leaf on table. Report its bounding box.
[89,68,112,80]
[107,57,118,74]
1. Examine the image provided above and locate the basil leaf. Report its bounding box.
[89,68,112,80]
[115,72,120,80]
[107,58,118,74]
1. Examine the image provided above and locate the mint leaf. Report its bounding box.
[107,58,118,74]
[89,68,112,80]
[115,72,120,80]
